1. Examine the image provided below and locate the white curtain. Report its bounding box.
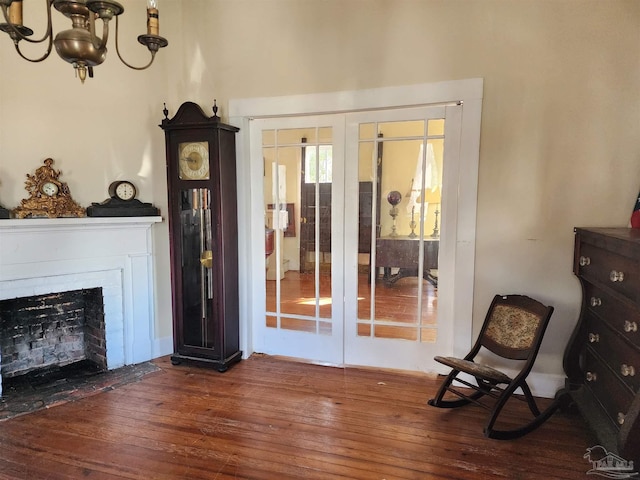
[407,143,438,213]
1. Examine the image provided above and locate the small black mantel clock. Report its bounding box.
[160,100,242,372]
[87,180,160,217]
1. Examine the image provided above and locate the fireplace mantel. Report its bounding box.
[0,216,162,277]
[0,217,162,229]
[0,216,163,396]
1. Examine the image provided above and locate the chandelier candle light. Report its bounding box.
[0,0,168,83]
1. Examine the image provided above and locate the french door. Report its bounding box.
[344,106,461,372]
[250,105,463,372]
[251,115,345,364]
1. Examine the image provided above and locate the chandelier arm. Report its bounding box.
[113,15,156,70]
[87,10,109,51]
[99,17,110,49]
[0,0,54,44]
[12,21,53,62]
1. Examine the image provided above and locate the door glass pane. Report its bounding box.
[359,123,377,141]
[180,188,214,348]
[263,127,333,334]
[424,139,444,240]
[263,147,278,317]
[356,139,377,324]
[262,129,275,146]
[378,120,424,138]
[356,120,443,342]
[277,128,317,145]
[303,143,333,323]
[427,119,445,136]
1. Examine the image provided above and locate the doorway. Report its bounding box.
[230,79,482,372]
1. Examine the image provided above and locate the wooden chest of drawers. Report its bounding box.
[564,228,640,462]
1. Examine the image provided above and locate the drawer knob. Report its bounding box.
[618,412,626,425]
[579,256,591,266]
[624,321,638,333]
[586,371,597,382]
[621,364,636,377]
[590,297,602,307]
[588,333,600,343]
[610,270,625,282]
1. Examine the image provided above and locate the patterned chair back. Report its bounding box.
[480,296,552,360]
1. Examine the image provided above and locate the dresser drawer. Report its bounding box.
[586,312,640,392]
[584,348,635,429]
[577,242,640,304]
[584,283,640,348]
[570,229,640,461]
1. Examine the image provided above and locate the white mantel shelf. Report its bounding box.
[0,216,162,229]
[0,216,164,279]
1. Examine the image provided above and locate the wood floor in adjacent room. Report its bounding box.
[0,355,594,480]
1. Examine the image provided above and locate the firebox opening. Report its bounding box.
[0,288,107,387]
[2,358,104,391]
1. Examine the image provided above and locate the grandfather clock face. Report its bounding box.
[178,141,210,180]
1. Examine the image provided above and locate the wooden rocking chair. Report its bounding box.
[428,294,558,440]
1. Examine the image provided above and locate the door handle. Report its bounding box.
[200,250,213,269]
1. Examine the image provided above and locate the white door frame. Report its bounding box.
[229,78,483,366]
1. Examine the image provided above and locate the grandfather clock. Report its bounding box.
[160,101,241,371]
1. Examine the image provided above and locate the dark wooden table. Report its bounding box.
[375,237,439,286]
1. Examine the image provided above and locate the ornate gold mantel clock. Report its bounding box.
[160,101,242,372]
[13,158,85,218]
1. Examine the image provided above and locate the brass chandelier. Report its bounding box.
[0,0,168,83]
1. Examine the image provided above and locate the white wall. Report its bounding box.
[1,0,639,380]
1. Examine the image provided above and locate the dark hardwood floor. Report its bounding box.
[0,355,595,479]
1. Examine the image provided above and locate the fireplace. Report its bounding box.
[0,217,163,396]
[0,288,107,380]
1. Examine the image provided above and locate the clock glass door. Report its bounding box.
[180,187,216,349]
